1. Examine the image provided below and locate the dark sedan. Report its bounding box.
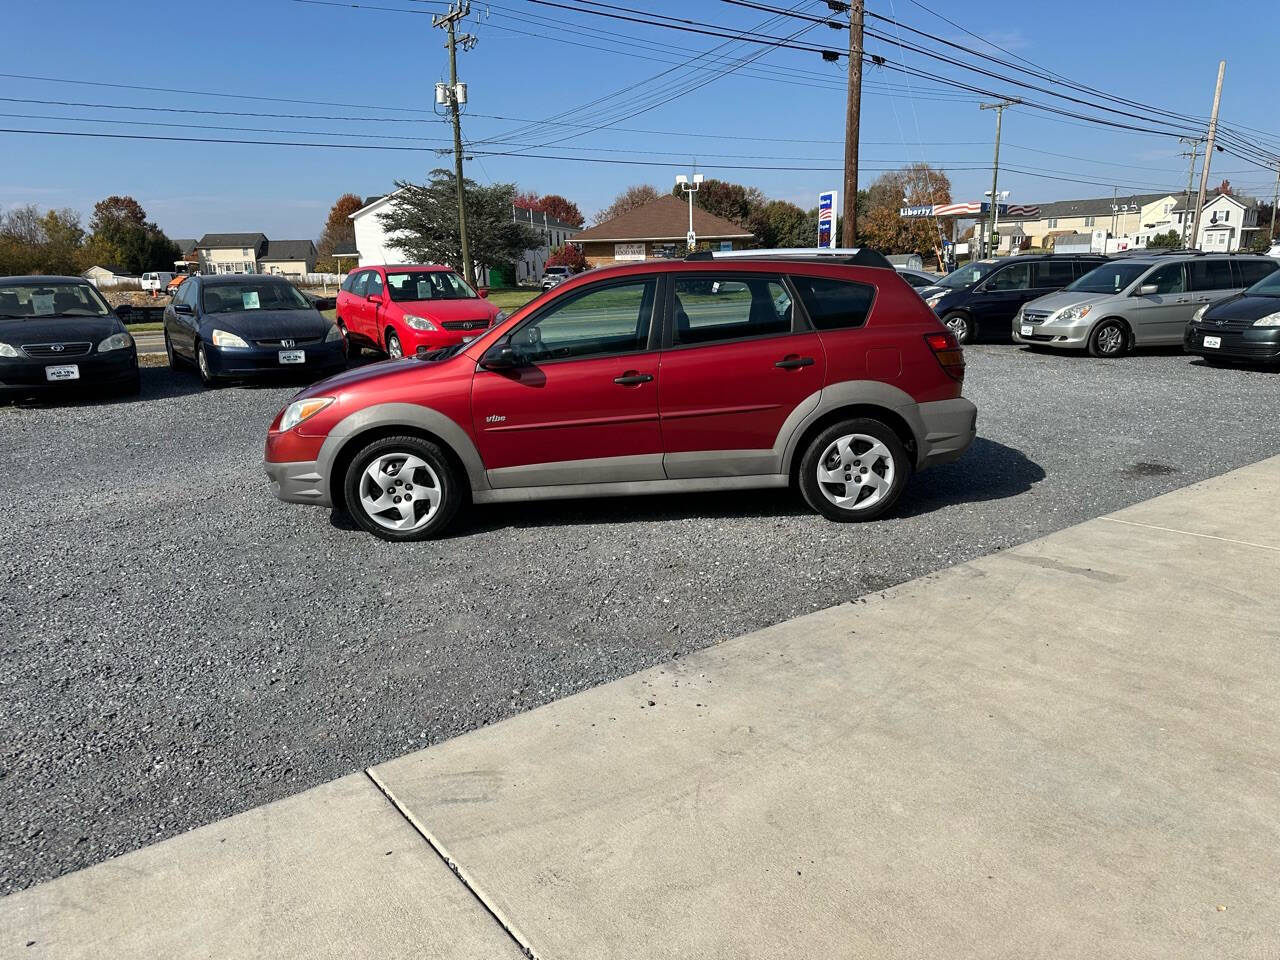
[0,276,139,400]
[1185,267,1280,366]
[164,275,347,385]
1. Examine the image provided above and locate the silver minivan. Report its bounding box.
[1012,253,1278,357]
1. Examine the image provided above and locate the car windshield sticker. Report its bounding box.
[242,291,260,309]
[417,280,433,299]
[31,293,55,315]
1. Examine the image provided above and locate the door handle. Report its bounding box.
[613,372,653,385]
[775,355,815,369]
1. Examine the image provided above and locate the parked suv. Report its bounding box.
[336,264,502,359]
[1013,252,1277,357]
[923,254,1106,343]
[265,249,978,541]
[542,265,574,290]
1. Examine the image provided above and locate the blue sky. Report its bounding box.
[3,0,1278,240]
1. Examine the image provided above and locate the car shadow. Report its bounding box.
[2,366,206,408]
[325,437,1044,537]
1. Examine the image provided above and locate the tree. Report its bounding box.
[858,164,952,262]
[40,209,86,274]
[1146,230,1182,250]
[87,195,179,274]
[595,184,660,223]
[513,190,585,228]
[0,205,89,275]
[751,200,811,248]
[379,168,542,276]
[316,193,364,271]
[670,179,766,229]
[546,242,588,272]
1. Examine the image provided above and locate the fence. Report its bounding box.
[87,276,142,291]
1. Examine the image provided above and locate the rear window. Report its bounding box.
[1236,259,1277,287]
[790,276,875,330]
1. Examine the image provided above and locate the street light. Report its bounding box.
[677,172,704,251]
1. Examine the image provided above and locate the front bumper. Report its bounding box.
[915,397,978,469]
[206,340,347,378]
[1011,316,1091,349]
[397,323,489,355]
[0,349,138,393]
[264,459,331,507]
[1184,324,1280,362]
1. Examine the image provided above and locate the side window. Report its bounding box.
[1033,260,1075,288]
[671,275,792,346]
[511,279,656,361]
[790,276,875,330]
[1236,259,1276,287]
[1187,259,1235,291]
[340,273,353,293]
[366,271,384,298]
[179,281,197,308]
[985,262,1032,291]
[352,271,370,297]
[1144,263,1185,294]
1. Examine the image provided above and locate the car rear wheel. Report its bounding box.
[385,330,403,359]
[798,418,911,522]
[1088,319,1128,358]
[342,435,462,541]
[941,311,973,344]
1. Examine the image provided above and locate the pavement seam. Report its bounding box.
[1099,515,1280,553]
[364,768,539,960]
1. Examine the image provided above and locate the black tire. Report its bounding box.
[164,331,183,370]
[341,434,463,541]
[798,418,912,522]
[385,329,403,359]
[337,319,360,356]
[941,311,974,344]
[195,342,217,386]
[1088,319,1129,358]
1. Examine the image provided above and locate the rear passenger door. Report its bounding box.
[657,273,825,478]
[1187,259,1238,318]
[347,270,371,341]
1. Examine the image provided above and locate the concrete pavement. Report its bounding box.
[4,455,1278,958]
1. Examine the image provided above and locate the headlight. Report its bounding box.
[279,396,334,432]
[1193,305,1208,323]
[97,332,134,353]
[403,314,438,331]
[0,342,18,358]
[1252,311,1280,327]
[211,329,248,348]
[1051,304,1092,323]
[925,295,944,307]
[324,324,344,342]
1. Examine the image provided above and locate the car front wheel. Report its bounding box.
[941,311,973,344]
[1088,319,1128,358]
[196,342,217,386]
[385,330,403,359]
[342,435,462,541]
[798,418,911,522]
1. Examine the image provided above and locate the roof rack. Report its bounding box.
[684,247,894,270]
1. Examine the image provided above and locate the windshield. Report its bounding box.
[0,281,112,319]
[936,262,996,289]
[385,270,477,302]
[1246,269,1280,297]
[546,267,569,275]
[1067,262,1150,294]
[202,281,311,314]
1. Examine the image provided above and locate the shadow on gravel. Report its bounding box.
[325,437,1044,537]
[2,367,206,409]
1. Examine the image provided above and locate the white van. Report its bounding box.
[141,271,175,292]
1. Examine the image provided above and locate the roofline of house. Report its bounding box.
[576,232,755,242]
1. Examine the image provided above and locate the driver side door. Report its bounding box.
[471,276,664,489]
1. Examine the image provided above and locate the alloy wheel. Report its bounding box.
[1096,324,1124,355]
[386,332,403,359]
[815,434,896,511]
[943,314,970,342]
[358,452,442,532]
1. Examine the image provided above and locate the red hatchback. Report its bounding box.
[266,250,977,541]
[335,264,502,359]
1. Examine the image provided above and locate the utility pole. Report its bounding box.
[841,0,864,246]
[1178,137,1203,247]
[1270,166,1279,243]
[676,172,704,250]
[979,99,1019,259]
[433,2,476,286]
[1190,60,1225,253]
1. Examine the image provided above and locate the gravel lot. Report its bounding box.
[2,346,1278,893]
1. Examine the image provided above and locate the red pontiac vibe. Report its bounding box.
[335,264,503,359]
[265,250,977,541]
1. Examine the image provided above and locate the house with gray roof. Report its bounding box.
[194,233,316,276]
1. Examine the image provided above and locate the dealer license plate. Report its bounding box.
[1020,324,1033,336]
[278,350,305,364]
[1202,336,1221,349]
[45,364,80,381]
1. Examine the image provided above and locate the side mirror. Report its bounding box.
[1137,283,1158,296]
[367,293,383,304]
[479,345,521,371]
[477,288,489,298]
[174,303,194,315]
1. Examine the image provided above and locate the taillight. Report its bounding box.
[924,331,965,382]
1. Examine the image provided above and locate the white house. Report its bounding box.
[348,190,582,284]
[1132,192,1260,251]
